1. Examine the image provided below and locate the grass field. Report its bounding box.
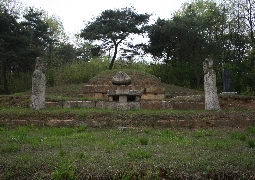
[0,126,255,179]
[1,78,255,179]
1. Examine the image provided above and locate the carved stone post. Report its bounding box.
[30,57,47,110]
[203,58,220,111]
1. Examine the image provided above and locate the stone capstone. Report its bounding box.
[112,71,131,85]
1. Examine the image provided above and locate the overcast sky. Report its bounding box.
[20,0,189,35]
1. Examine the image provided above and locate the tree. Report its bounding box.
[147,0,224,88]
[43,13,67,65]
[146,18,178,81]
[22,7,52,59]
[80,7,150,70]
[0,7,20,93]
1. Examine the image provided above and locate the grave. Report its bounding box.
[81,70,170,110]
[83,70,165,101]
[107,71,141,110]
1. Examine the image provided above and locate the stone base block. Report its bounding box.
[96,101,117,109]
[83,93,108,99]
[46,102,62,108]
[117,102,140,110]
[63,101,95,108]
[140,100,172,110]
[142,94,165,100]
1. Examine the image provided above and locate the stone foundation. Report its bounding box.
[83,85,165,100]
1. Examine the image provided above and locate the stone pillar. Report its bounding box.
[30,57,47,110]
[203,58,220,111]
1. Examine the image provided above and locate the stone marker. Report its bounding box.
[30,57,47,110]
[203,58,220,111]
[222,69,237,95]
[222,69,234,92]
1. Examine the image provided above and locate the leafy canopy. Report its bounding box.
[80,7,150,69]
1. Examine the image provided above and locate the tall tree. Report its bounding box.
[80,7,150,70]
[22,7,52,58]
[146,18,178,81]
[147,0,224,88]
[0,5,28,93]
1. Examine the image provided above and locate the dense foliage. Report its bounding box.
[1,0,255,95]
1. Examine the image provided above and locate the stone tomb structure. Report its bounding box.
[82,70,168,110]
[83,71,165,101]
[107,71,141,110]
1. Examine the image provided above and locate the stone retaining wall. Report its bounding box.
[2,112,255,128]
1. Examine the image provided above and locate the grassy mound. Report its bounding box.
[88,69,164,88]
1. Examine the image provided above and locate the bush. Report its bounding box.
[51,57,109,86]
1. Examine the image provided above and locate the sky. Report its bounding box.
[20,0,189,36]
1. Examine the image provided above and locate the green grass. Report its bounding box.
[0,126,254,179]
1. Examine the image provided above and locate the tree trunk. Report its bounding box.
[2,64,9,94]
[109,40,119,70]
[164,52,170,82]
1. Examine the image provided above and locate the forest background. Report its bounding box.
[1,0,255,95]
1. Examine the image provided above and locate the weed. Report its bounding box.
[139,137,149,145]
[193,129,217,137]
[143,128,151,134]
[52,161,77,180]
[76,125,86,133]
[127,150,152,159]
[59,150,66,157]
[248,140,255,148]
[0,143,21,153]
[247,126,255,134]
[229,132,247,141]
[78,152,85,159]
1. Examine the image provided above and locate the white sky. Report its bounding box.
[20,0,189,36]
